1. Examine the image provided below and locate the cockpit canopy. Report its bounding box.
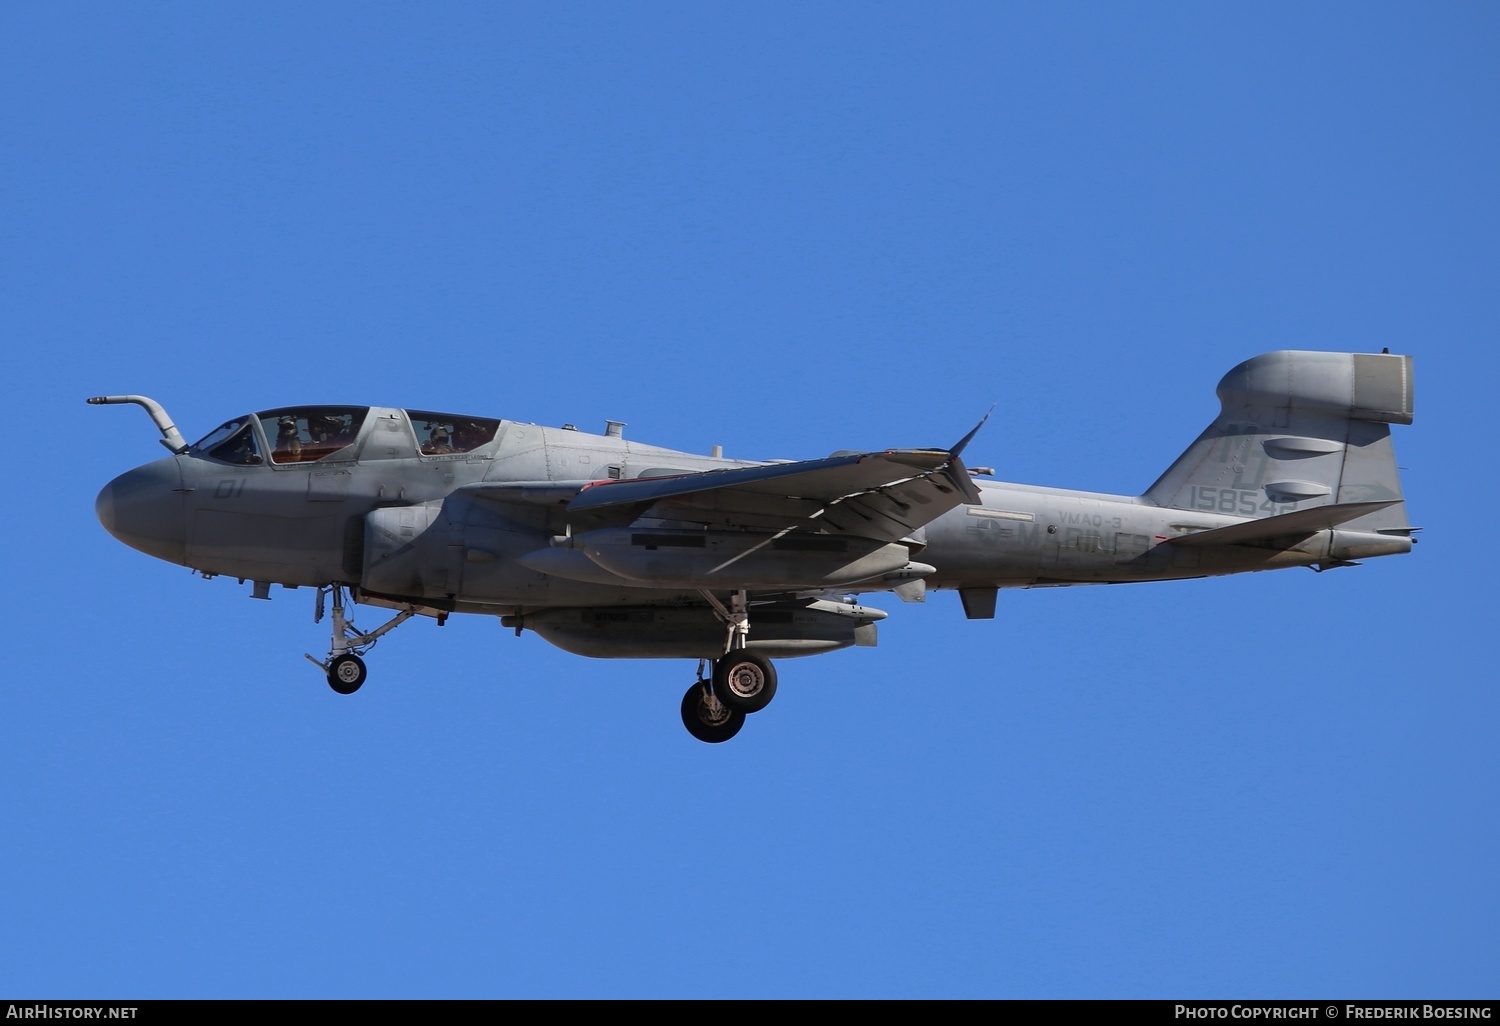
[189,406,502,465]
[258,407,368,464]
[407,411,501,455]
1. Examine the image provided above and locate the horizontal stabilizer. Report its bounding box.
[1169,500,1401,547]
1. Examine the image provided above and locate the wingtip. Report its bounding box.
[949,405,994,457]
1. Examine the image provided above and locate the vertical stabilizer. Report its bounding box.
[1144,351,1414,535]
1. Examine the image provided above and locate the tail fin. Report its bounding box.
[1144,351,1414,538]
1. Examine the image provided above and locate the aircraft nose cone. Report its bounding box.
[96,458,188,564]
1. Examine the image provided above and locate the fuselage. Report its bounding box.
[96,402,1395,619]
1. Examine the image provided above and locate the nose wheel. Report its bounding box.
[327,653,368,694]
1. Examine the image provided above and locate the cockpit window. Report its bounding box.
[191,418,263,466]
[257,407,369,465]
[406,411,501,456]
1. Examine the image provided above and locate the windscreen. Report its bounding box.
[191,417,263,466]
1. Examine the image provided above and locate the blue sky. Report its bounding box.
[3,2,1496,999]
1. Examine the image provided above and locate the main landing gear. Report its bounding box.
[679,591,780,743]
[304,584,419,695]
[681,678,744,743]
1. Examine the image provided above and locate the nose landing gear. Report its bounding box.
[304,585,417,694]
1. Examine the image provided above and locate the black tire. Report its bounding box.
[681,682,745,743]
[711,651,778,714]
[327,653,367,695]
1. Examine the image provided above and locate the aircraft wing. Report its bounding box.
[565,446,984,543]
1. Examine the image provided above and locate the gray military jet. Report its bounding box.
[93,349,1416,742]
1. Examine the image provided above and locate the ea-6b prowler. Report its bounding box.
[93,350,1416,742]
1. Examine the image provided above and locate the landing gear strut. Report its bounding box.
[679,591,781,742]
[304,585,417,694]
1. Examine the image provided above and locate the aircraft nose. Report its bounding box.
[96,457,188,564]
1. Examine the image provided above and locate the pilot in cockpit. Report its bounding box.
[276,416,302,459]
[452,420,485,451]
[425,423,453,454]
[225,427,261,465]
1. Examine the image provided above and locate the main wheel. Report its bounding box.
[681,682,745,743]
[327,653,367,695]
[712,651,778,714]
